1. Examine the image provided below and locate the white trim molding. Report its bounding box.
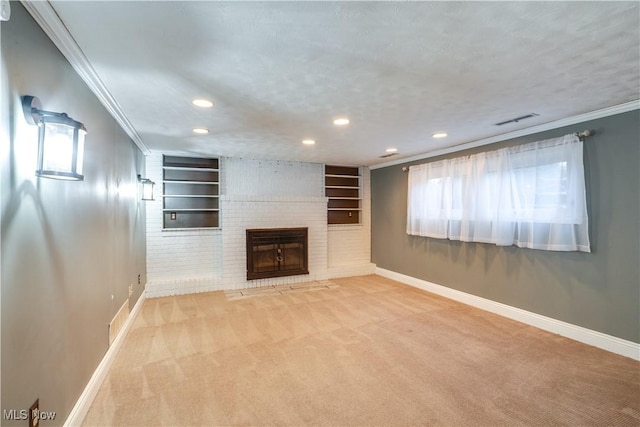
[63,291,147,427]
[376,268,640,361]
[20,0,150,155]
[371,100,640,170]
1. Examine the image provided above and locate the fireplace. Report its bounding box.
[246,228,309,280]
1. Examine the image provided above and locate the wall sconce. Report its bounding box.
[138,175,155,201]
[22,95,87,181]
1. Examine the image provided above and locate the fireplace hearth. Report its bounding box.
[246,228,309,280]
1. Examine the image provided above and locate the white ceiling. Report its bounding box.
[32,1,640,166]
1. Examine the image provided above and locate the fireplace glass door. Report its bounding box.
[246,228,308,280]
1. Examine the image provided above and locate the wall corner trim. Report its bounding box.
[63,290,147,427]
[19,0,151,155]
[375,268,640,361]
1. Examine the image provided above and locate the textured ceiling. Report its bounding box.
[44,1,639,166]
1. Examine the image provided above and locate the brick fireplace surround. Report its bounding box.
[145,155,374,297]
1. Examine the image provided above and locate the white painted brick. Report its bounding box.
[146,155,373,295]
[328,167,372,267]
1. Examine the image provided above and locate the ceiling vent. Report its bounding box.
[494,113,539,126]
[379,152,398,158]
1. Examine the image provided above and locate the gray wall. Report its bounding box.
[371,110,639,343]
[1,4,146,425]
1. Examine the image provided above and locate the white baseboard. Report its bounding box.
[327,263,377,279]
[376,268,640,361]
[64,291,147,427]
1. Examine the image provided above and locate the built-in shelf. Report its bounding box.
[325,165,361,225]
[163,156,220,229]
[163,166,219,172]
[163,195,219,198]
[162,208,220,212]
[328,197,360,200]
[162,180,219,185]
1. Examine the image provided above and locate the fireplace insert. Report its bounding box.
[246,228,309,280]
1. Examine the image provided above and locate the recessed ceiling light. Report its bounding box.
[193,128,209,134]
[333,118,350,126]
[302,139,316,145]
[432,132,448,138]
[192,99,213,108]
[386,147,398,153]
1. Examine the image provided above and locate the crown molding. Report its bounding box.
[19,0,638,165]
[371,100,640,170]
[20,0,150,155]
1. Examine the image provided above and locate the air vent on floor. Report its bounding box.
[379,152,398,158]
[494,113,539,126]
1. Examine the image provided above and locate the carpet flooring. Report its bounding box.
[82,275,640,426]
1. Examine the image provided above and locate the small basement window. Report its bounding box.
[406,134,590,251]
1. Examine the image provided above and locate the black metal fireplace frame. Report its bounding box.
[246,227,309,280]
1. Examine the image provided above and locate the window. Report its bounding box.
[325,165,361,224]
[162,156,219,229]
[407,134,590,252]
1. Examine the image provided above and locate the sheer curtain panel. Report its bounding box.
[407,134,590,252]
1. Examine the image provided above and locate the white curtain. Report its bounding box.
[407,134,590,252]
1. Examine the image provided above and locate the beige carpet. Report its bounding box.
[83,275,640,426]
